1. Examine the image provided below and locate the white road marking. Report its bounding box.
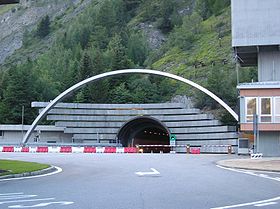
[0,198,55,205]
[216,165,280,182]
[135,168,160,176]
[214,165,280,209]
[211,196,280,209]
[0,195,37,200]
[0,193,23,196]
[8,201,74,208]
[0,192,74,208]
[0,166,62,182]
[254,202,277,207]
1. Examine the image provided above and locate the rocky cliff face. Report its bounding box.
[0,0,89,65]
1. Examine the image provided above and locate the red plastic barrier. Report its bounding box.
[104,147,116,153]
[36,146,48,153]
[2,146,14,152]
[21,147,30,152]
[124,147,137,153]
[60,146,72,153]
[191,148,200,154]
[84,147,96,153]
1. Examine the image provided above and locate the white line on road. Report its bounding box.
[0,198,55,205]
[213,165,280,209]
[8,201,74,208]
[0,166,62,182]
[254,202,277,207]
[211,196,280,209]
[216,165,280,182]
[135,168,160,176]
[0,195,37,200]
[0,193,23,196]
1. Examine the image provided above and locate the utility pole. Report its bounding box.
[236,60,240,85]
[253,114,259,153]
[21,105,24,140]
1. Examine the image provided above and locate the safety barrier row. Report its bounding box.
[137,144,234,154]
[251,153,263,159]
[0,146,138,154]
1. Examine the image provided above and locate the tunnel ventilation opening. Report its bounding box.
[117,117,171,153]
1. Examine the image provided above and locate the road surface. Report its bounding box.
[0,153,279,209]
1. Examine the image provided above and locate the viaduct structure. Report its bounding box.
[32,101,237,153]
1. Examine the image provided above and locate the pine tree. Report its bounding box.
[37,15,50,38]
[0,63,38,124]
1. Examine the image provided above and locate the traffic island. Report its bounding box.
[0,159,53,179]
[217,158,280,172]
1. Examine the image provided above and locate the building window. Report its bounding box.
[246,97,257,122]
[274,97,280,122]
[0,131,3,137]
[260,97,271,122]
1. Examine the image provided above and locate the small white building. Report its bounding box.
[0,125,72,145]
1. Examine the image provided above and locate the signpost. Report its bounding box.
[170,134,176,146]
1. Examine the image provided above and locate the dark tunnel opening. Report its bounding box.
[117,117,171,153]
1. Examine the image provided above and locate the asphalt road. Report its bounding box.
[0,153,279,209]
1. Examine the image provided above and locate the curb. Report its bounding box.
[216,161,280,173]
[0,166,57,180]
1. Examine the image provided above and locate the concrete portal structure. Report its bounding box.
[232,0,280,156]
[31,102,237,153]
[22,69,238,145]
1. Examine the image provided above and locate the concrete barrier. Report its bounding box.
[48,146,60,153]
[116,147,125,153]
[96,147,105,153]
[251,153,263,159]
[72,147,84,153]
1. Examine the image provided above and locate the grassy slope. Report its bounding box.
[151,8,233,95]
[0,5,16,15]
[0,159,50,176]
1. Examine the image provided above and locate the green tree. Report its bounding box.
[127,32,149,66]
[0,63,38,124]
[37,15,51,38]
[169,12,202,50]
[107,34,132,70]
[156,0,177,33]
[110,82,133,103]
[195,0,211,20]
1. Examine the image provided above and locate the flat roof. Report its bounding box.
[0,125,64,131]
[237,82,280,89]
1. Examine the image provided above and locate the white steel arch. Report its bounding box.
[22,69,238,144]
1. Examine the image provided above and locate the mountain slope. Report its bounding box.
[0,0,257,125]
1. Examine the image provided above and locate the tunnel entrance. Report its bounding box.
[117,117,170,153]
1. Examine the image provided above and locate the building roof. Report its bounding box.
[0,125,64,131]
[237,81,280,89]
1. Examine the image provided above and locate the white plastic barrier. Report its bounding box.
[48,147,60,153]
[0,146,3,152]
[72,147,84,153]
[14,147,22,152]
[116,147,124,153]
[96,147,105,153]
[29,147,37,153]
[251,153,263,159]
